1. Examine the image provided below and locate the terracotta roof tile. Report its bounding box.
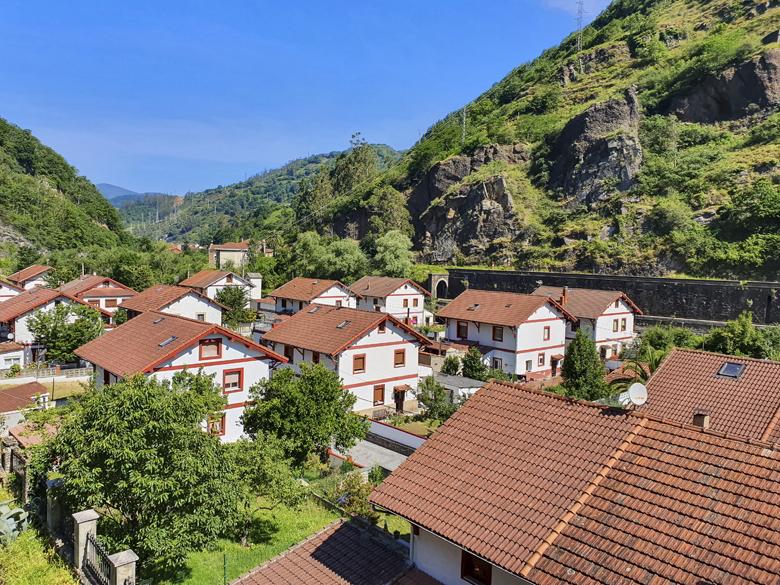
[75,311,284,377]
[232,520,439,585]
[0,382,46,414]
[263,305,429,356]
[209,240,249,250]
[371,381,780,582]
[58,275,136,297]
[8,422,57,448]
[0,341,24,354]
[7,264,51,285]
[120,285,217,313]
[269,277,353,302]
[80,287,137,298]
[0,288,110,322]
[437,289,575,327]
[532,285,642,319]
[349,276,430,298]
[643,348,780,442]
[179,269,244,289]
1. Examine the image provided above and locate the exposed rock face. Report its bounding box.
[419,175,524,263]
[559,43,630,85]
[667,49,780,123]
[548,88,642,207]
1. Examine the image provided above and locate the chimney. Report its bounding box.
[692,408,711,429]
[559,286,569,306]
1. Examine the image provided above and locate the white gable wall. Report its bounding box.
[275,284,357,314]
[21,274,49,290]
[0,283,20,303]
[82,293,135,313]
[592,298,636,358]
[355,282,427,326]
[164,293,222,324]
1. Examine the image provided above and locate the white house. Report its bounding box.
[75,311,287,442]
[533,285,642,359]
[0,280,22,303]
[0,381,49,433]
[268,277,358,315]
[208,241,250,269]
[58,274,137,314]
[0,342,28,370]
[437,289,575,379]
[179,269,262,309]
[120,284,224,324]
[6,265,52,290]
[0,288,111,365]
[349,276,432,326]
[262,305,430,414]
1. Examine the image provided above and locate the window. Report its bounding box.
[492,326,503,342]
[199,338,222,360]
[413,298,419,308]
[538,352,545,366]
[394,349,406,368]
[461,551,492,585]
[411,316,418,325]
[226,274,233,283]
[336,300,343,308]
[614,299,620,308]
[378,321,386,333]
[3,357,20,367]
[281,298,287,309]
[373,384,385,406]
[457,321,468,339]
[353,354,366,374]
[525,360,533,371]
[373,298,379,305]
[105,299,118,308]
[402,298,408,308]
[600,346,608,360]
[620,318,627,332]
[284,345,294,363]
[612,344,619,357]
[88,299,100,307]
[208,414,225,436]
[612,319,619,333]
[196,313,206,322]
[312,351,320,364]
[103,368,112,387]
[718,362,746,379]
[223,369,242,393]
[492,357,502,370]
[543,326,551,341]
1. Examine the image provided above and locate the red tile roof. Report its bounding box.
[643,348,780,442]
[0,279,23,293]
[0,341,24,354]
[209,240,249,251]
[269,277,354,302]
[179,269,248,289]
[0,382,47,414]
[0,287,110,322]
[9,422,57,448]
[75,311,284,377]
[349,276,430,298]
[262,305,429,356]
[232,520,440,585]
[437,289,575,327]
[533,285,642,319]
[7,264,51,285]
[371,380,780,583]
[80,287,137,298]
[120,284,221,313]
[58,275,136,298]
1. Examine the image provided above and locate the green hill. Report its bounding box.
[0,118,127,251]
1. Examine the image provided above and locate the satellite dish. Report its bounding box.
[627,382,648,407]
[6,333,14,341]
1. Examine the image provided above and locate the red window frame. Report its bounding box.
[394,349,406,368]
[613,319,619,333]
[199,338,222,360]
[105,298,118,308]
[413,298,419,307]
[403,298,409,308]
[336,300,343,308]
[223,368,243,394]
[543,325,551,341]
[373,384,385,406]
[208,413,226,436]
[620,317,627,332]
[353,354,366,374]
[87,299,100,307]
[538,352,545,366]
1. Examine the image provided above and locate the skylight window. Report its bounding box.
[159,336,178,347]
[336,320,351,329]
[717,362,746,379]
[152,317,165,324]
[467,304,480,311]
[308,306,320,313]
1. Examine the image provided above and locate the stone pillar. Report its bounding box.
[109,549,139,585]
[46,478,63,536]
[1,436,17,474]
[72,509,100,571]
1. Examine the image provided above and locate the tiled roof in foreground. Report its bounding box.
[371,380,780,584]
[232,520,441,585]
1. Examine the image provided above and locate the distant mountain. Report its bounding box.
[97,183,138,199]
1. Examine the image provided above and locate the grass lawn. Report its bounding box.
[50,380,89,400]
[163,498,338,585]
[393,418,440,437]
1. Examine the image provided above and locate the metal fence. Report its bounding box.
[83,532,111,585]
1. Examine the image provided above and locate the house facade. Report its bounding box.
[179,269,262,309]
[437,290,574,379]
[75,311,286,442]
[0,342,28,370]
[262,305,429,414]
[0,280,22,303]
[533,285,641,358]
[350,276,432,326]
[58,274,137,314]
[208,241,250,269]
[120,284,223,324]
[268,277,357,315]
[7,265,51,290]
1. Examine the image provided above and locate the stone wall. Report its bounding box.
[445,269,780,324]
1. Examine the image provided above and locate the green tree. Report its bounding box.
[561,330,609,401]
[461,347,487,381]
[331,472,379,524]
[32,373,240,573]
[372,230,414,278]
[323,238,369,282]
[242,364,368,467]
[28,304,103,363]
[215,286,256,327]
[703,311,768,358]
[440,354,461,376]
[415,376,459,422]
[367,185,413,238]
[288,231,329,278]
[293,171,333,232]
[331,133,380,196]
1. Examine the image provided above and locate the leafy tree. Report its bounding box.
[415,376,459,422]
[638,324,702,354]
[293,171,333,232]
[113,307,129,326]
[367,465,386,486]
[725,179,780,235]
[372,230,414,278]
[242,364,368,467]
[461,346,487,381]
[703,311,768,358]
[330,133,380,196]
[561,330,609,401]
[215,286,255,327]
[440,354,461,376]
[288,231,329,277]
[28,304,103,363]
[367,185,413,238]
[32,373,240,573]
[331,472,379,524]
[323,238,369,283]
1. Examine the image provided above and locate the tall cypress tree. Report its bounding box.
[561,329,609,401]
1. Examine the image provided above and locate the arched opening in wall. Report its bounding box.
[436,280,448,299]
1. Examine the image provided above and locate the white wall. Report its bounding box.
[165,293,223,324]
[82,293,135,313]
[356,283,427,326]
[13,298,78,345]
[0,283,20,303]
[592,299,636,357]
[275,284,357,314]
[412,527,525,585]
[0,348,25,369]
[21,275,48,290]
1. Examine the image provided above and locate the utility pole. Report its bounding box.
[576,0,585,74]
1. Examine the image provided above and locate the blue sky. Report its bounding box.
[1,0,609,194]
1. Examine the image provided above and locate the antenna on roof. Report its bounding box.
[627,382,648,408]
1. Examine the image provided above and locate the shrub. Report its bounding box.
[646,198,693,235]
[332,472,379,524]
[440,355,461,375]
